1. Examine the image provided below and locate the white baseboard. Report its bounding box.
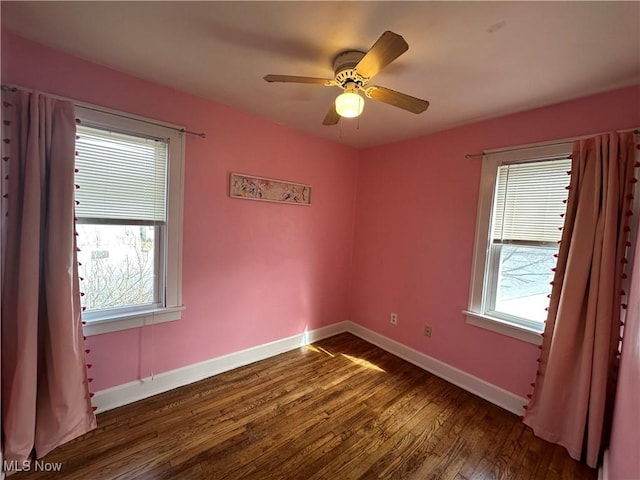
[93,320,526,417]
[346,321,526,416]
[93,322,348,412]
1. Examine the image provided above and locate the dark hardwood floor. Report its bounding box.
[14,333,596,479]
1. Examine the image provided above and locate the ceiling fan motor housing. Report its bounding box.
[333,51,368,88]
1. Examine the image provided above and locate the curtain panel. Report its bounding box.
[1,90,96,473]
[523,132,637,468]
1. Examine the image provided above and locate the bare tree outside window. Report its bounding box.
[494,244,558,322]
[77,225,157,311]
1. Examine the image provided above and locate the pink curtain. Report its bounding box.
[523,132,637,468]
[1,90,96,473]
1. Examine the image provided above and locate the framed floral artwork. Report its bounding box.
[229,173,312,205]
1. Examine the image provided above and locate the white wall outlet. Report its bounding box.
[424,325,432,337]
[390,312,398,325]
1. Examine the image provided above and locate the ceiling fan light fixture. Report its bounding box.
[335,84,364,118]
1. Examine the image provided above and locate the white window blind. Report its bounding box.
[75,125,168,223]
[492,158,571,244]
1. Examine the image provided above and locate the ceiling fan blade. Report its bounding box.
[264,74,334,86]
[355,31,409,79]
[322,103,341,126]
[367,86,429,114]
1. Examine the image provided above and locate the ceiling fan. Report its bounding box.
[264,31,429,126]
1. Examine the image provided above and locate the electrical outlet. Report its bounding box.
[424,325,432,337]
[390,312,398,325]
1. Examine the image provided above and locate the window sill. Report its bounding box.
[82,306,185,336]
[463,310,543,345]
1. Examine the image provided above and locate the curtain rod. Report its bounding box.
[1,84,207,139]
[464,128,640,159]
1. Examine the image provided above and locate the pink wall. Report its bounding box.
[351,85,640,397]
[608,227,640,480]
[1,32,360,391]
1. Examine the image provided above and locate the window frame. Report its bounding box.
[464,141,572,345]
[484,243,560,330]
[77,222,165,318]
[75,105,185,336]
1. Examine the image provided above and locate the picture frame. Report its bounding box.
[229,173,312,206]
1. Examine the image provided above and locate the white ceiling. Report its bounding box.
[2,1,639,148]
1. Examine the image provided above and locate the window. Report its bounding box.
[75,106,185,335]
[465,142,571,344]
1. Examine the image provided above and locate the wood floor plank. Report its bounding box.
[12,333,597,480]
